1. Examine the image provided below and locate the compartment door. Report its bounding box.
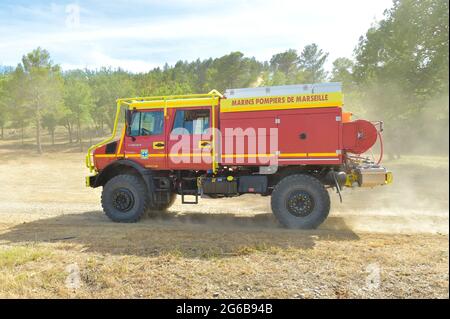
[277,109,341,163]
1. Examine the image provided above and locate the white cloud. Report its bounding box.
[0,0,392,72]
[60,50,158,73]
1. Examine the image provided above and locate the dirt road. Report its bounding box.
[0,141,448,298]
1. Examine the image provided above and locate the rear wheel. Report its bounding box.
[101,174,148,223]
[271,174,330,229]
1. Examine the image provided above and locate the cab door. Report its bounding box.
[166,107,213,171]
[124,109,166,170]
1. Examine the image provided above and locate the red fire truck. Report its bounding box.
[86,83,392,229]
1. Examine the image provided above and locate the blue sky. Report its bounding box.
[0,0,393,73]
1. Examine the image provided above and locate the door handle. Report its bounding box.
[199,140,211,149]
[153,141,165,149]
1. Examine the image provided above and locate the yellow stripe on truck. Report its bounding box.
[221,154,275,158]
[95,152,339,159]
[220,153,338,158]
[306,153,339,157]
[116,127,125,155]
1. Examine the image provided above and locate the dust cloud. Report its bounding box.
[337,91,449,234]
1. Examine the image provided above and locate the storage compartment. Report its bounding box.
[202,177,238,194]
[277,109,341,157]
[238,176,268,194]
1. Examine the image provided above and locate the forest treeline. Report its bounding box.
[0,0,448,155]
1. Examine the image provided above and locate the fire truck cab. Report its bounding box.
[86,83,392,229]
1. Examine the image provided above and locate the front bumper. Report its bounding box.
[345,167,393,188]
[85,175,98,188]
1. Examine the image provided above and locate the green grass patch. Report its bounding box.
[0,246,50,268]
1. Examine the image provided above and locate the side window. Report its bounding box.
[128,111,164,136]
[171,109,210,135]
[141,111,164,135]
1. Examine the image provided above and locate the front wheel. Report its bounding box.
[101,174,148,223]
[271,174,330,229]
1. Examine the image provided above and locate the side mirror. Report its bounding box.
[125,109,132,126]
[125,109,137,137]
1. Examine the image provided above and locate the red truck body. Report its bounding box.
[93,106,344,170]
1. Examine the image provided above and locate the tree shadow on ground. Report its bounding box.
[0,210,360,259]
[0,141,90,155]
[0,133,111,158]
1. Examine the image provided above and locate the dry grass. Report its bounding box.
[0,136,448,298]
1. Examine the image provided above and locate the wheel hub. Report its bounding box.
[286,190,315,217]
[112,188,135,212]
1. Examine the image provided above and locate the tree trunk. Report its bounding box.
[76,120,80,143]
[77,117,82,152]
[1,125,3,140]
[36,113,42,154]
[67,123,73,144]
[21,124,24,145]
[51,129,55,145]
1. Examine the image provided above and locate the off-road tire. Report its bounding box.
[146,192,177,215]
[271,174,330,229]
[101,174,149,223]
